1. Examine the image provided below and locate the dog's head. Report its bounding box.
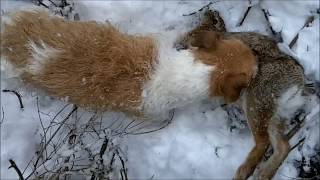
[190,31,257,103]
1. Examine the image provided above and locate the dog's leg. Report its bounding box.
[235,101,271,180]
[235,132,269,179]
[255,116,290,180]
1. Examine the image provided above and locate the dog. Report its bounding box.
[1,9,257,120]
[176,10,319,179]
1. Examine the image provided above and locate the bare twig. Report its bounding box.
[36,97,48,158]
[129,119,172,135]
[261,9,276,35]
[237,6,252,26]
[25,105,77,180]
[289,16,315,49]
[48,0,58,7]
[287,121,305,140]
[99,138,109,159]
[261,8,283,42]
[116,150,128,180]
[60,0,69,8]
[9,159,25,180]
[182,1,221,16]
[125,110,175,135]
[36,0,49,9]
[1,106,4,124]
[290,137,306,151]
[288,34,299,49]
[2,89,24,109]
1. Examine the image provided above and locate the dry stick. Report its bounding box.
[290,137,306,151]
[60,0,69,8]
[29,121,77,179]
[109,152,116,171]
[25,105,77,180]
[261,8,284,43]
[182,1,220,16]
[128,120,172,135]
[37,0,49,9]
[261,9,277,35]
[99,138,109,158]
[124,110,175,135]
[237,6,252,26]
[48,0,58,7]
[116,150,128,180]
[289,16,315,49]
[2,89,24,109]
[1,106,4,124]
[9,159,25,180]
[36,97,48,158]
[22,104,71,175]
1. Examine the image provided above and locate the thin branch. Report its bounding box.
[116,150,128,180]
[287,121,305,140]
[128,110,175,135]
[2,89,24,109]
[48,0,58,7]
[261,8,283,42]
[289,16,315,49]
[290,137,306,151]
[25,105,77,180]
[9,159,24,180]
[36,97,48,158]
[99,138,109,159]
[288,34,299,49]
[36,0,49,9]
[1,106,4,124]
[182,1,221,16]
[237,6,252,26]
[262,9,276,35]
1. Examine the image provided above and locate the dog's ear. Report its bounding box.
[221,73,249,103]
[190,30,222,49]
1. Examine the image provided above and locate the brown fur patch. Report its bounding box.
[2,10,157,114]
[191,31,257,103]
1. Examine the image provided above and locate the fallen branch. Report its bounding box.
[47,0,58,7]
[128,110,175,135]
[261,8,283,42]
[237,6,252,26]
[9,159,24,180]
[289,16,315,49]
[290,137,306,151]
[25,105,77,180]
[261,9,276,35]
[99,138,109,159]
[183,1,221,16]
[36,0,49,9]
[2,89,24,109]
[1,106,4,124]
[116,150,128,180]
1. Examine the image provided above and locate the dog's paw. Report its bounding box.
[252,165,272,180]
[253,173,272,180]
[234,164,252,180]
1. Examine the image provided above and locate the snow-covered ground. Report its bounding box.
[1,0,319,179]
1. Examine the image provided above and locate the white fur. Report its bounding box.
[276,85,306,119]
[27,40,60,75]
[141,37,214,119]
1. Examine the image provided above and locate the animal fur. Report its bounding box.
[176,9,318,179]
[1,9,257,120]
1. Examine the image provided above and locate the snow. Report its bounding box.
[1,0,319,179]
